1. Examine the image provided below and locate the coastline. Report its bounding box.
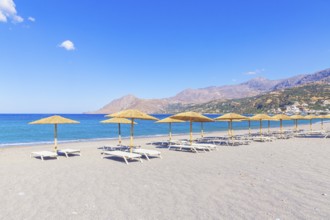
[1,119,326,148]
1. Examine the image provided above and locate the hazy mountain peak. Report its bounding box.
[242,77,280,91]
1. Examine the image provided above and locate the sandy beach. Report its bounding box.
[0,123,329,220]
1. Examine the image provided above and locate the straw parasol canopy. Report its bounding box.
[101,117,137,145]
[107,109,158,120]
[156,117,185,142]
[215,113,247,139]
[29,115,79,152]
[215,113,248,121]
[170,111,214,144]
[271,114,291,133]
[249,114,273,136]
[290,115,305,132]
[106,109,158,152]
[304,115,318,131]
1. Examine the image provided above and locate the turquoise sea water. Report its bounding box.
[0,114,322,146]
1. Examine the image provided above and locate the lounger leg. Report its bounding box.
[159,154,162,159]
[123,157,129,165]
[41,156,44,161]
[139,158,143,163]
[65,152,69,158]
[144,153,150,161]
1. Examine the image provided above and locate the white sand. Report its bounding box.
[0,124,329,219]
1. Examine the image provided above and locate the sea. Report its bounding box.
[0,114,321,147]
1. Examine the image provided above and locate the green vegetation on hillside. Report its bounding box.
[166,83,330,114]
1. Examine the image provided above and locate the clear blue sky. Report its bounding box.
[1,0,329,113]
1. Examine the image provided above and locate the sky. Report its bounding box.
[0,0,330,113]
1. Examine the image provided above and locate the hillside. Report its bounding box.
[175,83,330,114]
[90,68,330,114]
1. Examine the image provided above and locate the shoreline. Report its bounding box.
[0,121,327,151]
[1,120,327,148]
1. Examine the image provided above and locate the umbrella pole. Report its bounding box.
[280,120,283,137]
[190,120,193,145]
[169,122,172,142]
[231,120,234,140]
[54,124,58,152]
[130,119,134,153]
[259,120,262,137]
[201,122,204,138]
[248,120,251,136]
[118,123,121,145]
[296,120,298,132]
[268,120,270,134]
[227,122,230,137]
[321,119,324,130]
[310,119,312,131]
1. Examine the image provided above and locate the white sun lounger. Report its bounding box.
[168,144,208,153]
[102,150,143,165]
[168,144,197,153]
[191,143,217,151]
[31,151,58,161]
[132,149,162,161]
[252,136,273,142]
[324,132,330,139]
[58,149,81,158]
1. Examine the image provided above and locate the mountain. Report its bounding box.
[170,77,280,104]
[177,83,330,114]
[272,68,330,90]
[94,95,171,114]
[90,68,330,114]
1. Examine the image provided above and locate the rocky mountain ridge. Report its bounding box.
[90,68,330,114]
[177,82,330,114]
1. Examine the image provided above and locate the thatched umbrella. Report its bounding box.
[170,111,214,144]
[249,114,273,136]
[271,114,291,133]
[156,117,185,142]
[290,115,305,132]
[101,117,137,145]
[215,113,248,139]
[29,115,79,152]
[106,109,159,152]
